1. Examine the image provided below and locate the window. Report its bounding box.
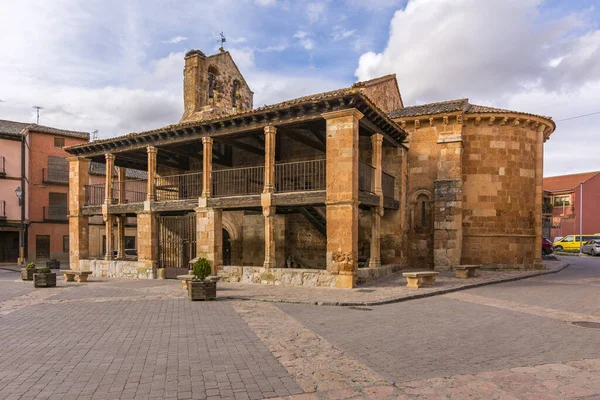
[63,235,69,252]
[46,156,69,183]
[125,236,136,249]
[232,80,240,108]
[48,192,68,220]
[562,236,574,243]
[553,195,570,206]
[54,137,65,148]
[414,193,431,233]
[207,66,219,102]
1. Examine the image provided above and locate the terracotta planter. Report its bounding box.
[34,273,57,288]
[188,280,217,301]
[21,268,38,281]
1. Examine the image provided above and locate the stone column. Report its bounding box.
[262,125,278,269]
[67,157,91,270]
[137,210,158,270]
[323,109,362,288]
[116,215,126,259]
[104,215,114,260]
[202,137,213,197]
[534,124,545,268]
[369,134,383,268]
[104,153,114,204]
[117,167,126,204]
[196,207,222,273]
[146,146,157,201]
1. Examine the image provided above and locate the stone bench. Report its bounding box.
[177,274,220,290]
[402,271,439,289]
[453,265,481,279]
[60,270,93,283]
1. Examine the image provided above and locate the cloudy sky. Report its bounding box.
[0,0,598,176]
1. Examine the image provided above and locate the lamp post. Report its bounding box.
[15,186,24,266]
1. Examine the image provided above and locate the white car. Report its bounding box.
[582,240,600,256]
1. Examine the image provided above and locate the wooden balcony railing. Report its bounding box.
[44,205,68,221]
[112,179,147,203]
[155,173,202,201]
[213,165,264,197]
[382,171,395,201]
[359,160,375,193]
[42,168,69,184]
[275,159,326,192]
[84,184,105,206]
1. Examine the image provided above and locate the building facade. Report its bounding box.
[543,171,600,240]
[64,49,555,287]
[0,120,89,263]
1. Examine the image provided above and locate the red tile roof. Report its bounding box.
[543,171,600,192]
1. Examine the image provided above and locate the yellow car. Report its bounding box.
[553,235,600,251]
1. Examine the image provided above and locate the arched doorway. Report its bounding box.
[222,228,231,266]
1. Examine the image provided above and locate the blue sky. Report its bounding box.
[0,0,599,176]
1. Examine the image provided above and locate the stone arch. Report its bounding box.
[222,211,243,265]
[207,65,219,103]
[409,187,433,233]
[231,79,240,108]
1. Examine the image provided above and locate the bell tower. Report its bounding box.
[180,49,254,123]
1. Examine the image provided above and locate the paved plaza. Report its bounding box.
[0,258,599,399]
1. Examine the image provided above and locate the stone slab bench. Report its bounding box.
[60,270,93,283]
[402,271,439,288]
[453,265,481,279]
[177,274,220,290]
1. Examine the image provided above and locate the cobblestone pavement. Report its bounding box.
[1,257,599,399]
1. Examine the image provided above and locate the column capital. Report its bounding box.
[202,136,213,144]
[147,145,157,154]
[264,125,277,134]
[105,153,115,161]
[66,156,91,164]
[371,133,384,144]
[322,108,364,121]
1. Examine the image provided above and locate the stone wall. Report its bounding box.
[80,259,154,279]
[285,214,326,269]
[216,266,337,287]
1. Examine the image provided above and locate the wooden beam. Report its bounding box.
[282,129,326,152]
[218,138,264,156]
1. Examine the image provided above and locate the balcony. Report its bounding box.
[44,205,68,222]
[0,156,5,177]
[213,165,264,197]
[85,184,105,206]
[156,173,201,201]
[0,200,5,220]
[113,179,148,203]
[359,160,375,193]
[42,168,69,184]
[275,159,325,193]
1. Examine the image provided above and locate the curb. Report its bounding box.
[222,261,570,307]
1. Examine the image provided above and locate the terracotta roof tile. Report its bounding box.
[543,171,600,192]
[388,99,468,118]
[89,161,147,179]
[0,119,90,139]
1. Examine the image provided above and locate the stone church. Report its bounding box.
[65,49,555,288]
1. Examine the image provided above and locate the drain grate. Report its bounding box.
[356,289,376,293]
[348,306,373,311]
[571,321,600,329]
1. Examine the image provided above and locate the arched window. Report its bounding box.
[414,193,432,233]
[421,200,426,228]
[207,66,219,103]
[231,80,240,108]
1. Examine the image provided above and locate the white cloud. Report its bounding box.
[306,2,326,23]
[332,26,356,41]
[161,36,187,44]
[354,0,600,176]
[255,0,277,6]
[293,30,315,50]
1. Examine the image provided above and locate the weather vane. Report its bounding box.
[219,32,226,52]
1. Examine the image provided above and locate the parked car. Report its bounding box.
[553,234,600,251]
[111,249,138,259]
[553,236,563,243]
[582,240,600,256]
[542,238,554,256]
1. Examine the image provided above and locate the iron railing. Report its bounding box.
[275,159,326,192]
[382,171,395,201]
[85,184,105,206]
[155,172,202,201]
[0,156,5,176]
[113,179,147,203]
[359,160,375,193]
[212,165,264,197]
[44,205,68,221]
[0,200,5,219]
[42,168,69,184]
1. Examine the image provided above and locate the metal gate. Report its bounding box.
[158,213,196,278]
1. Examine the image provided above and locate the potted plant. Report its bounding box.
[21,262,37,281]
[33,267,57,288]
[188,258,216,301]
[46,259,60,269]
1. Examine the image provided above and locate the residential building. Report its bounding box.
[543,171,600,240]
[64,49,555,287]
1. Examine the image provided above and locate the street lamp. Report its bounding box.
[15,186,24,266]
[15,186,22,205]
